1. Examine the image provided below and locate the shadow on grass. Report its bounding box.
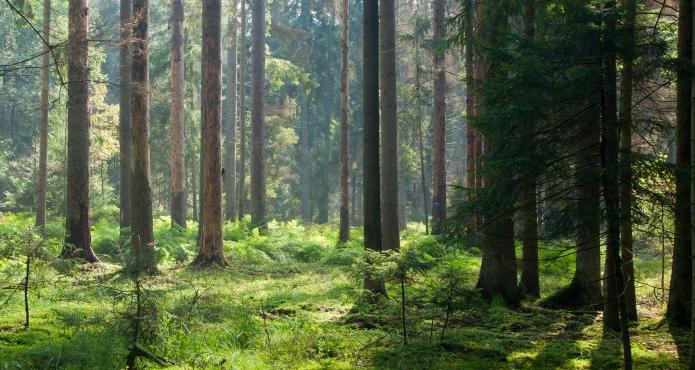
[668,321,690,367]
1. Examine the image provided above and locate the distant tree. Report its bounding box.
[131,0,156,273]
[225,2,238,221]
[120,0,133,230]
[238,0,248,220]
[35,0,50,230]
[363,0,385,294]
[668,0,692,327]
[338,0,350,243]
[380,0,399,251]
[250,0,267,229]
[464,0,475,194]
[170,0,187,228]
[62,0,99,263]
[431,0,446,234]
[195,0,227,266]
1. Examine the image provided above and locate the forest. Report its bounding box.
[0,0,692,368]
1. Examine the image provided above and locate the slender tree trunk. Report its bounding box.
[431,0,447,233]
[338,0,350,243]
[363,0,385,294]
[601,6,632,368]
[191,150,199,221]
[120,0,133,230]
[36,0,50,230]
[238,0,248,220]
[250,0,266,229]
[464,0,475,193]
[131,0,156,273]
[195,0,227,266]
[63,0,99,263]
[300,93,311,222]
[225,4,238,221]
[415,45,429,234]
[619,0,637,321]
[519,0,539,298]
[690,0,695,364]
[170,0,187,228]
[380,0,399,251]
[670,0,693,328]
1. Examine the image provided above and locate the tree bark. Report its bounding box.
[131,0,156,273]
[619,0,637,321]
[380,0,399,251]
[464,0,475,192]
[669,0,693,328]
[300,93,311,223]
[519,0,539,299]
[170,0,187,228]
[431,0,447,233]
[120,0,133,229]
[601,5,632,367]
[63,0,99,263]
[36,0,50,230]
[195,0,227,266]
[338,0,350,243]
[363,0,385,294]
[225,4,238,221]
[238,0,248,220]
[250,0,267,229]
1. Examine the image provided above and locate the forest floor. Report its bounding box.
[0,212,687,369]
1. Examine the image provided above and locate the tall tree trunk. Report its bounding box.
[238,0,248,220]
[431,0,447,234]
[131,0,156,273]
[250,0,266,229]
[195,0,227,266]
[35,0,50,230]
[63,0,99,263]
[170,0,187,228]
[338,0,350,243]
[363,0,385,294]
[669,0,693,328]
[415,45,429,234]
[300,93,311,222]
[619,0,637,321]
[475,2,517,305]
[464,0,475,192]
[601,5,632,367]
[519,0,539,298]
[191,150,199,221]
[120,0,133,229]
[380,0,399,251]
[225,4,238,221]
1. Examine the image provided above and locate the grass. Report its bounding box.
[0,212,684,369]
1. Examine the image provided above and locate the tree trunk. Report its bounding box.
[619,0,637,321]
[170,0,187,228]
[464,0,475,192]
[519,0,539,299]
[131,0,156,273]
[191,150,199,221]
[338,0,350,243]
[669,0,693,328]
[195,0,227,266]
[363,0,385,294]
[238,0,248,220]
[380,0,399,251]
[431,0,447,234]
[225,4,238,221]
[300,93,311,223]
[120,0,133,229]
[35,0,50,230]
[250,0,267,229]
[63,0,99,263]
[475,2,517,306]
[601,6,632,367]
